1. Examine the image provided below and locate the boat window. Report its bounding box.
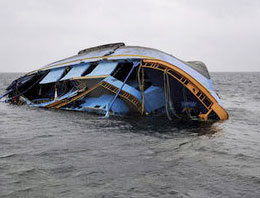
[39,67,66,84]
[60,63,90,81]
[112,62,135,81]
[84,62,118,78]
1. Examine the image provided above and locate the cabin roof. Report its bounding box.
[41,43,210,79]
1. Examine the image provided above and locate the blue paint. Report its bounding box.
[40,67,65,84]
[181,101,196,107]
[104,61,140,117]
[103,76,141,102]
[144,86,165,113]
[85,62,118,77]
[80,95,129,115]
[42,46,222,107]
[32,90,78,107]
[127,80,139,89]
[60,63,90,81]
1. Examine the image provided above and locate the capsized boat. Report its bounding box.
[0,43,228,121]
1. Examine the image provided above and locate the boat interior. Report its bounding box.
[4,59,224,121]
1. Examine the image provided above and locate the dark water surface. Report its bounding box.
[0,73,259,198]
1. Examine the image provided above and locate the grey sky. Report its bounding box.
[0,0,259,72]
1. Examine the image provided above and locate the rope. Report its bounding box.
[163,71,172,120]
[137,65,145,115]
[105,61,139,118]
[182,86,192,119]
[163,70,179,120]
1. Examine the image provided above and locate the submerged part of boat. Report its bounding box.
[0,43,228,121]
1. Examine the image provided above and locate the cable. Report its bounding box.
[163,70,180,120]
[182,86,192,119]
[137,65,145,115]
[105,61,139,118]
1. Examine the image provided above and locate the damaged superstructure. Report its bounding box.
[0,43,228,121]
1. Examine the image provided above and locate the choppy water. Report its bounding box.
[0,72,260,198]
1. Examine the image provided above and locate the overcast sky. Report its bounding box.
[0,0,259,72]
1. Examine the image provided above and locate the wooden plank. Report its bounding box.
[54,83,102,109]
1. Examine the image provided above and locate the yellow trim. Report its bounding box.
[142,59,228,121]
[52,80,142,113]
[101,81,143,114]
[26,53,228,120]
[46,99,64,108]
[54,83,102,109]
[199,109,213,121]
[27,54,157,75]
[71,75,109,80]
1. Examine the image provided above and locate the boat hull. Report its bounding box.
[0,43,228,121]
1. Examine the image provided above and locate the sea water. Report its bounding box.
[0,73,259,198]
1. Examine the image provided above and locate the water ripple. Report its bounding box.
[0,72,260,198]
